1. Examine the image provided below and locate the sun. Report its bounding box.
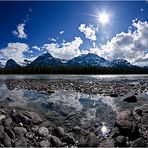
[99,12,109,25]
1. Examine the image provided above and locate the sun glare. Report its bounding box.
[99,12,109,25]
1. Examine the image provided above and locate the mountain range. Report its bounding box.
[1,52,141,69]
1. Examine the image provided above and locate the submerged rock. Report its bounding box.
[12,111,42,124]
[123,95,137,103]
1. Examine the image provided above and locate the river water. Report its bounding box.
[0,74,148,135]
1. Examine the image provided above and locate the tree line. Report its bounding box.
[0,66,148,74]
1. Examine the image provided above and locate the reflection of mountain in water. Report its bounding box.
[5,80,17,90]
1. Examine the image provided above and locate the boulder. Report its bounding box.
[123,95,137,103]
[115,110,138,139]
[12,111,42,124]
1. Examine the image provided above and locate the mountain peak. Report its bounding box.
[5,59,21,68]
[28,52,62,67]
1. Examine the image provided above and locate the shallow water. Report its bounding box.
[0,74,148,134]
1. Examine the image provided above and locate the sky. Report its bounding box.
[0,1,148,66]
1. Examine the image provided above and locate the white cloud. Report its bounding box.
[12,23,27,39]
[79,24,97,41]
[97,20,148,65]
[0,42,29,64]
[59,31,64,34]
[42,37,83,59]
[32,46,41,51]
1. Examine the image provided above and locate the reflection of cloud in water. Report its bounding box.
[47,91,83,111]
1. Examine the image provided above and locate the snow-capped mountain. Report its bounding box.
[2,52,140,69]
[28,52,62,67]
[67,53,114,67]
[112,59,133,68]
[5,59,21,68]
[21,59,32,67]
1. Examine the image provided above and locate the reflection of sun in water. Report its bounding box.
[99,12,109,25]
[101,122,109,136]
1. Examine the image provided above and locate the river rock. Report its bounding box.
[14,127,27,137]
[110,93,118,97]
[72,126,82,135]
[3,117,12,127]
[38,127,49,137]
[54,127,65,137]
[12,111,42,124]
[3,133,11,147]
[0,125,4,139]
[51,136,63,147]
[86,132,99,147]
[15,136,27,147]
[26,132,34,139]
[116,135,126,147]
[38,139,50,147]
[31,126,39,133]
[141,114,148,128]
[115,110,138,138]
[5,127,16,140]
[110,127,120,138]
[0,114,6,121]
[123,95,137,103]
[62,134,75,145]
[99,138,116,147]
[130,137,146,147]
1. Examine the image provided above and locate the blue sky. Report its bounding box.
[0,1,148,66]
